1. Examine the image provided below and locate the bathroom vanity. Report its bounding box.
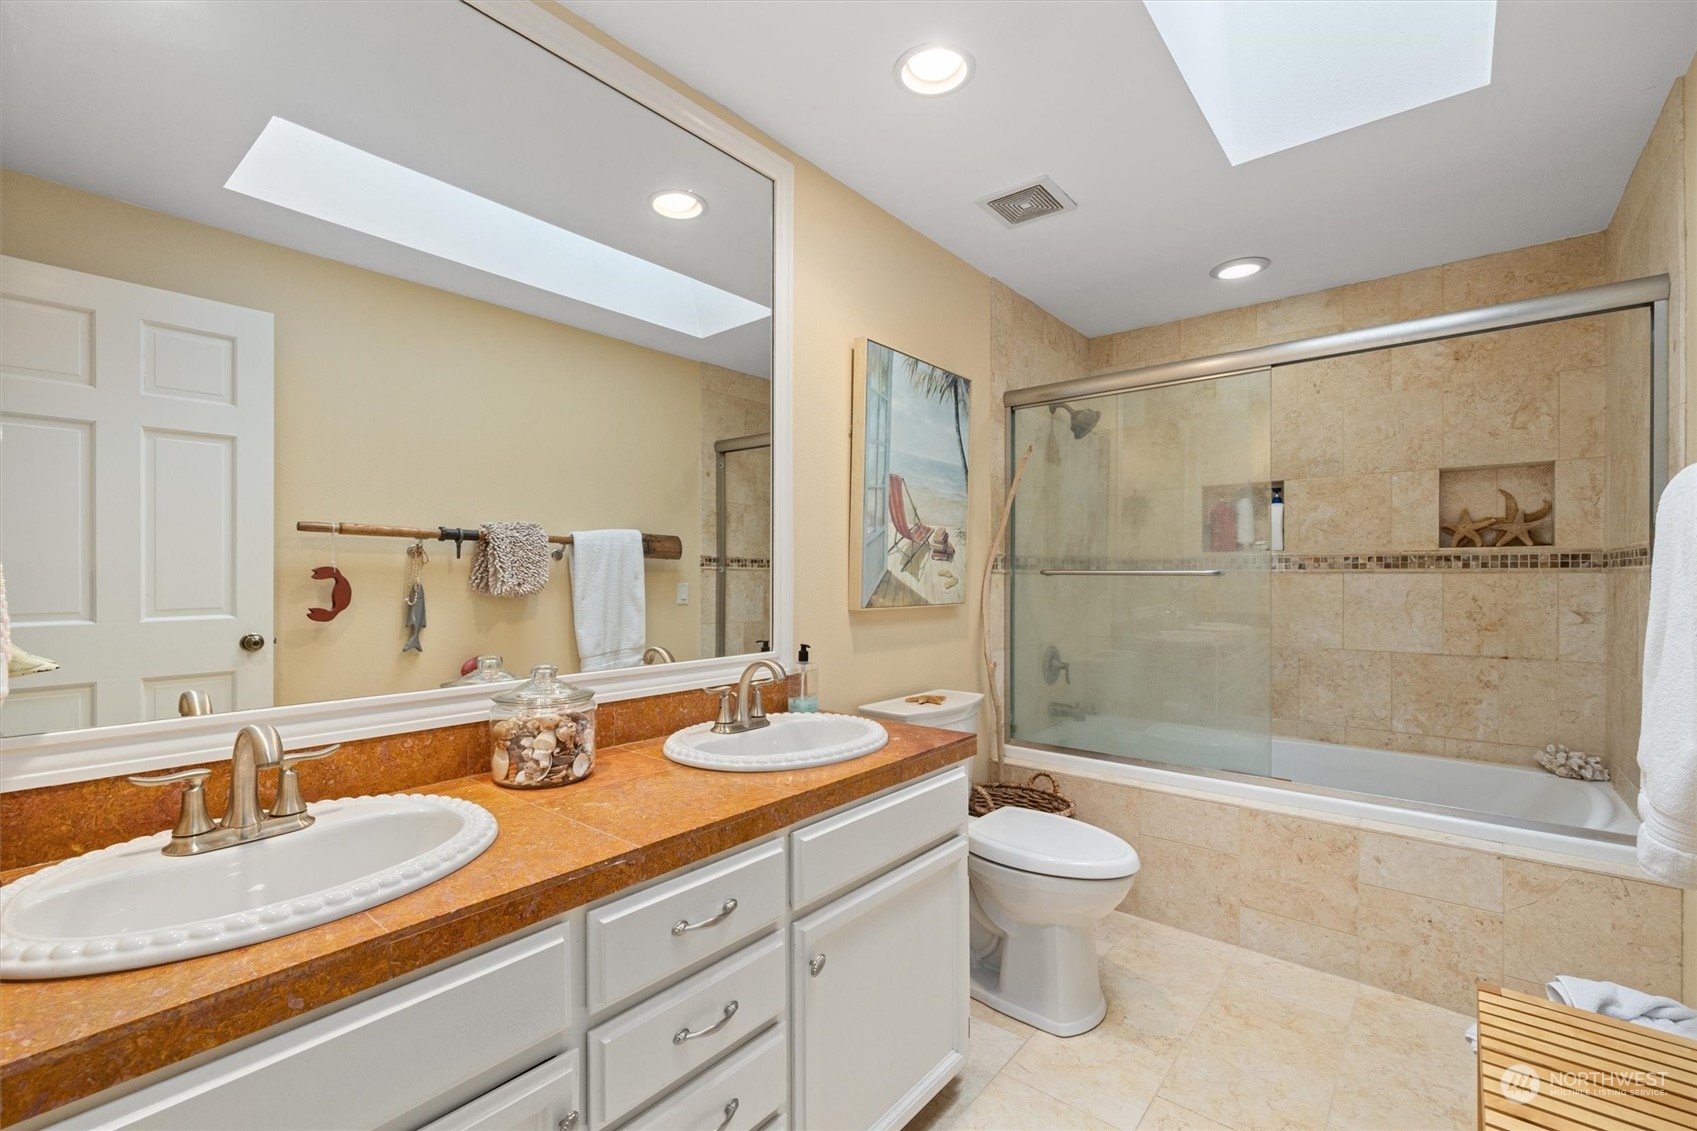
[0,725,973,1131]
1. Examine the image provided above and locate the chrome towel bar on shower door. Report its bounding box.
[1037,569,1224,577]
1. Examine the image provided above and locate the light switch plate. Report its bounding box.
[676,582,689,605]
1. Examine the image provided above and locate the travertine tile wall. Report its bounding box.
[698,364,772,657]
[1602,82,1686,791]
[1078,220,1670,774]
[1020,760,1684,1016]
[987,281,1090,755]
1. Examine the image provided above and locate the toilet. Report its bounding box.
[966,807,1138,1036]
[858,689,1141,1038]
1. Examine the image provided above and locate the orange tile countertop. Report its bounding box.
[0,721,974,1126]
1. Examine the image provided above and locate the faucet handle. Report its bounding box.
[267,744,340,819]
[280,743,340,769]
[705,685,738,729]
[127,768,216,838]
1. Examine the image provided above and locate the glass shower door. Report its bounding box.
[1007,370,1272,776]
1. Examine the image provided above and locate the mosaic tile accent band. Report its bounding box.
[698,556,773,570]
[992,545,1649,573]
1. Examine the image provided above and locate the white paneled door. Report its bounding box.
[0,257,274,734]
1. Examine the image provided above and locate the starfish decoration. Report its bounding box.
[1486,488,1552,547]
[1442,507,1497,548]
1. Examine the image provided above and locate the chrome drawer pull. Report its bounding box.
[673,898,738,936]
[557,1113,579,1131]
[674,1000,739,1044]
[712,1098,740,1131]
[808,953,826,977]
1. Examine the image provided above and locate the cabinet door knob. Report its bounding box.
[808,953,826,977]
[712,1098,740,1131]
[240,633,267,653]
[557,1113,579,1131]
[672,897,737,936]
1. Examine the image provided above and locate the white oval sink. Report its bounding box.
[0,794,496,980]
[664,712,888,772]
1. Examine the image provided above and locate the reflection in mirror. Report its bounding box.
[0,1,774,738]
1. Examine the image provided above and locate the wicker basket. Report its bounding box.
[969,771,1074,819]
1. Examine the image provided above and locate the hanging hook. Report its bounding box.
[308,525,352,622]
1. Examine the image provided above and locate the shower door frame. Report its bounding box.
[1000,274,1671,846]
[713,431,772,657]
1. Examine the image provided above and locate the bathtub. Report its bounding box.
[1007,716,1641,869]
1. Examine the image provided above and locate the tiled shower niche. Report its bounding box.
[1438,463,1556,548]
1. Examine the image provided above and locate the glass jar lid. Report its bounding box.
[492,664,594,709]
[442,655,519,688]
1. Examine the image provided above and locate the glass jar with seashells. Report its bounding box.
[489,665,596,789]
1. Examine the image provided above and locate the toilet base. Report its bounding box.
[969,976,1107,1037]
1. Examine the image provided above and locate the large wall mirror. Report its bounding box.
[0,1,784,748]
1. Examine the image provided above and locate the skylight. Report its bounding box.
[1144,1,1496,166]
[225,117,769,338]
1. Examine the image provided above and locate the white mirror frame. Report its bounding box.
[0,0,795,791]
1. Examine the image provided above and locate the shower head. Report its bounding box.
[1049,402,1100,439]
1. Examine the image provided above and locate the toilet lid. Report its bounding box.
[969,807,1140,880]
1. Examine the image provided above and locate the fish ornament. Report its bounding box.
[402,540,428,653]
[403,583,426,653]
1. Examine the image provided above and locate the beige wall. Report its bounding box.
[0,170,706,705]
[535,5,1096,760]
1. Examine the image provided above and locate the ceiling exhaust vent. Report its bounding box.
[978,176,1076,229]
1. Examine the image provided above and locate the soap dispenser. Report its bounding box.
[789,644,819,713]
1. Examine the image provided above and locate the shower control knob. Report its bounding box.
[240,633,267,653]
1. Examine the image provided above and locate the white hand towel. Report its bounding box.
[1637,463,1697,887]
[1548,975,1697,1039]
[569,530,646,672]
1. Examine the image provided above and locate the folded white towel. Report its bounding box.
[1637,464,1697,887]
[569,530,646,672]
[1547,975,1697,1039]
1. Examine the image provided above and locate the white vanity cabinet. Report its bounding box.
[46,764,970,1131]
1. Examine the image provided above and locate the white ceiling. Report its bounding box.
[565,0,1697,338]
[0,0,775,376]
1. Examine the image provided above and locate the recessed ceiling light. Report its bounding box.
[650,189,705,220]
[896,44,974,95]
[1210,257,1270,280]
[225,117,767,338]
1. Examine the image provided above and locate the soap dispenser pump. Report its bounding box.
[789,644,819,713]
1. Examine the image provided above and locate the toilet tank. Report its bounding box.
[858,689,985,734]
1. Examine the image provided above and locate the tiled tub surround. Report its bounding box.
[0,693,972,1123]
[1004,755,1682,1017]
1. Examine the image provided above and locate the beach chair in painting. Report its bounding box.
[887,473,936,563]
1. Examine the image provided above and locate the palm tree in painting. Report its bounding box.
[898,354,969,476]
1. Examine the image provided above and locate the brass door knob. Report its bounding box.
[239,633,267,653]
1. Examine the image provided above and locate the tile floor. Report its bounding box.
[906,912,1477,1131]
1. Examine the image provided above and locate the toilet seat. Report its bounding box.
[968,807,1139,880]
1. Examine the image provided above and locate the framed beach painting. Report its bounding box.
[849,339,971,610]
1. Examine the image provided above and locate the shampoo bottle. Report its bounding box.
[1270,484,1285,553]
[789,643,819,713]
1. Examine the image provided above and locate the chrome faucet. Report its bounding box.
[642,645,676,665]
[707,659,788,734]
[1048,701,1090,722]
[127,724,341,856]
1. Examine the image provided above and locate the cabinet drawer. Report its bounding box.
[789,766,967,909]
[419,1048,579,1131]
[56,924,572,1131]
[587,839,785,1013]
[622,1025,786,1131]
[588,933,785,1127]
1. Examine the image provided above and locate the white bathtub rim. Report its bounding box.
[1005,742,1651,880]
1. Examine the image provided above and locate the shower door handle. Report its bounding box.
[1038,569,1223,577]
